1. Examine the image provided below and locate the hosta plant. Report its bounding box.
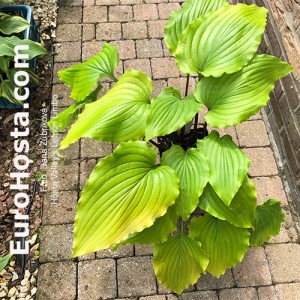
[0,4,47,104]
[49,0,292,294]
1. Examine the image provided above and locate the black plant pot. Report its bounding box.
[0,5,40,108]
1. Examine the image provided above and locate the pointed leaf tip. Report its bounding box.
[73,141,179,256]
[176,4,267,76]
[153,234,209,294]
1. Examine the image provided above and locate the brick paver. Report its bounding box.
[40,224,74,262]
[219,288,258,300]
[38,1,300,299]
[78,259,117,299]
[37,262,76,300]
[118,256,157,297]
[196,270,234,291]
[233,248,272,287]
[265,243,300,283]
[56,24,82,42]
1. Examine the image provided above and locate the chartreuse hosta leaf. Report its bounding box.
[113,205,177,249]
[0,36,47,59]
[164,0,228,55]
[176,4,267,76]
[73,141,179,256]
[162,145,209,220]
[189,214,250,277]
[195,55,293,127]
[250,199,284,246]
[59,70,152,149]
[146,88,201,141]
[58,43,119,101]
[153,234,209,294]
[197,131,250,206]
[0,12,30,35]
[48,101,86,132]
[48,83,103,133]
[199,177,257,228]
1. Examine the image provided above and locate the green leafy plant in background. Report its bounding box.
[0,3,47,105]
[0,253,12,271]
[49,0,292,294]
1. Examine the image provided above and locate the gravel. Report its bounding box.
[0,1,58,299]
[17,0,58,40]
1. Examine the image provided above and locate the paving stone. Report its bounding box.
[78,260,117,299]
[236,120,270,147]
[96,244,134,258]
[265,243,300,283]
[133,4,158,21]
[81,138,112,158]
[157,3,181,19]
[124,59,152,77]
[42,190,77,225]
[152,79,168,97]
[47,159,79,190]
[52,84,74,107]
[40,224,74,262]
[83,6,108,23]
[78,252,96,261]
[179,291,218,300]
[163,42,172,57]
[233,247,272,287]
[56,24,82,42]
[37,262,76,300]
[49,132,79,160]
[140,296,166,300]
[145,0,167,3]
[158,281,195,294]
[110,40,136,59]
[80,158,98,189]
[96,22,121,41]
[96,0,119,4]
[115,61,125,78]
[135,244,153,255]
[167,77,196,98]
[136,39,164,58]
[252,176,288,206]
[166,296,178,300]
[82,40,104,60]
[219,288,258,300]
[120,0,143,4]
[214,126,239,145]
[151,57,180,79]
[84,0,94,6]
[123,21,148,40]
[83,24,96,41]
[243,147,279,177]
[249,111,262,120]
[55,42,81,62]
[257,286,277,300]
[275,283,300,300]
[118,256,157,297]
[148,20,167,38]
[53,62,75,84]
[196,270,234,291]
[58,7,82,24]
[109,5,133,22]
[58,0,82,6]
